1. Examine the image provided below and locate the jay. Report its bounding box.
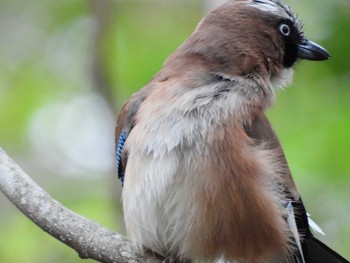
[116,0,348,262]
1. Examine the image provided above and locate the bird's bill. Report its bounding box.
[298,39,330,61]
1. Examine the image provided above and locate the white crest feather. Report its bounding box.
[248,0,279,13]
[247,0,295,20]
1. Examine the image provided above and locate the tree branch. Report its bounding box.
[0,148,162,263]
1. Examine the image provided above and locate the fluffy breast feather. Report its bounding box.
[122,78,293,261]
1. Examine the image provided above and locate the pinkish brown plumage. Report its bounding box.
[114,1,346,263]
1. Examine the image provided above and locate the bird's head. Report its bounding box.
[167,0,330,91]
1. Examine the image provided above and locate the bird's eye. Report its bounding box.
[279,23,291,37]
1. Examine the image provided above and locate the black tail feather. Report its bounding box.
[305,237,349,263]
[291,197,349,263]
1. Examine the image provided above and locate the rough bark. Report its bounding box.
[0,148,162,263]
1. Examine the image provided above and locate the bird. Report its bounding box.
[115,0,349,262]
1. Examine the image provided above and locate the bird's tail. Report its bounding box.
[305,237,349,263]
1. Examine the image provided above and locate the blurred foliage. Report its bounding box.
[0,0,349,262]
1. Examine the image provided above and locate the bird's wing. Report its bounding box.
[115,100,137,186]
[115,84,154,186]
[244,113,349,263]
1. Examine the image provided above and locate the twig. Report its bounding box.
[0,148,161,263]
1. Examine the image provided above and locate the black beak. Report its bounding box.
[298,39,330,61]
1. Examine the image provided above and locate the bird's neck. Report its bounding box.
[159,52,292,109]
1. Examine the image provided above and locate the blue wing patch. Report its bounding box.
[116,131,127,186]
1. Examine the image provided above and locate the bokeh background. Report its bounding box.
[0,0,349,262]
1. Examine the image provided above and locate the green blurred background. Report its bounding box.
[0,0,349,262]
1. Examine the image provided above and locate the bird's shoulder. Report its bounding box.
[115,83,156,183]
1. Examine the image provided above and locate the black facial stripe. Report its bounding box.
[278,19,302,67]
[283,42,299,67]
